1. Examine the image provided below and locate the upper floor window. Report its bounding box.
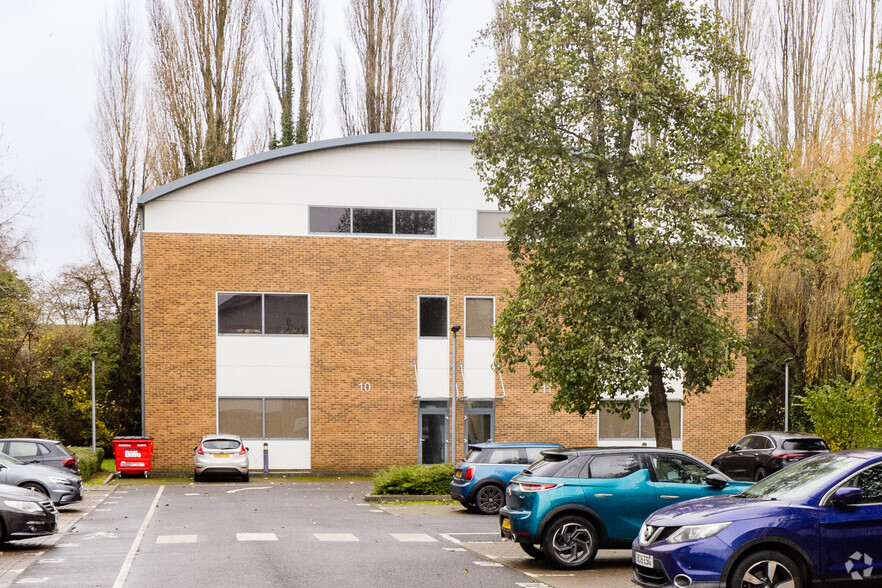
[218,293,308,335]
[310,206,435,236]
[477,211,511,239]
[465,298,494,338]
[598,400,682,440]
[419,296,448,337]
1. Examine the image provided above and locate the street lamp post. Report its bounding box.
[783,357,794,432]
[450,325,461,464]
[90,351,98,453]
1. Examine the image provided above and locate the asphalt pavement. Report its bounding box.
[0,480,635,587]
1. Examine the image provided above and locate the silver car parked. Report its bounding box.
[0,452,82,506]
[194,434,249,482]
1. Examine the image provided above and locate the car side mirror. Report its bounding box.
[832,486,862,507]
[705,474,729,489]
[728,444,737,452]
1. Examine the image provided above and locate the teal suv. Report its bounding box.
[499,447,751,569]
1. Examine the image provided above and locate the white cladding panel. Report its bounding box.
[417,338,450,398]
[143,141,493,239]
[216,337,310,397]
[463,339,495,398]
[245,439,310,470]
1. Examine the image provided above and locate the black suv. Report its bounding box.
[710,431,829,481]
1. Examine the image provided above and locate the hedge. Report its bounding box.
[69,446,105,481]
[372,463,455,495]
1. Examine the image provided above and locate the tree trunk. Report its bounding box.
[648,364,672,448]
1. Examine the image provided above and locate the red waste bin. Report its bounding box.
[113,436,154,478]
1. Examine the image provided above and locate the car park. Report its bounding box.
[632,449,882,588]
[194,434,250,482]
[0,438,80,474]
[499,447,751,569]
[0,452,82,505]
[451,442,563,515]
[0,483,58,542]
[711,431,829,481]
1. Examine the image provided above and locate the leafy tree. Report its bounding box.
[798,380,882,450]
[473,0,802,446]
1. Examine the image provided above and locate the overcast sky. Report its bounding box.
[0,0,495,281]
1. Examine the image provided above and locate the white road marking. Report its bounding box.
[113,486,164,588]
[226,486,271,494]
[81,532,117,540]
[516,583,550,587]
[37,559,63,564]
[156,535,197,544]
[104,501,119,504]
[56,544,78,548]
[439,533,462,544]
[369,509,383,513]
[473,561,503,567]
[313,533,358,542]
[525,572,575,577]
[15,578,48,584]
[236,533,278,542]
[95,508,111,512]
[391,533,437,542]
[184,493,200,496]
[442,547,467,552]
[356,503,370,507]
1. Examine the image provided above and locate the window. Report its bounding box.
[466,298,493,338]
[310,206,436,236]
[486,449,521,465]
[465,400,494,447]
[218,398,309,439]
[588,454,642,478]
[8,442,46,459]
[598,400,682,440]
[650,454,710,485]
[218,293,308,335]
[747,436,773,450]
[477,211,511,239]
[783,438,828,451]
[843,465,882,504]
[419,296,447,337]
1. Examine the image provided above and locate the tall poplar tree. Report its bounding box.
[473,0,800,446]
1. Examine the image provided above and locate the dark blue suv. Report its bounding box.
[633,449,882,587]
[450,442,562,514]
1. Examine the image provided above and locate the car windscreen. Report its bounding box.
[0,451,24,465]
[782,439,828,451]
[203,440,241,450]
[739,454,863,501]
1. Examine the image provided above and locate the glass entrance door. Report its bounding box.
[419,401,448,464]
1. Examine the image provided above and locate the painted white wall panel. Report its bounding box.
[417,338,449,398]
[463,339,495,398]
[245,439,310,470]
[216,337,310,397]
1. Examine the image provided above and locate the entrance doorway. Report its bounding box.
[419,400,448,464]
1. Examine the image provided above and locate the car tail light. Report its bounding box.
[239,444,246,455]
[518,482,560,492]
[463,466,475,481]
[196,445,204,455]
[62,457,76,468]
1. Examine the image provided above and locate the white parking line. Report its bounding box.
[473,561,503,567]
[236,533,278,541]
[15,579,48,584]
[156,535,197,544]
[313,533,358,542]
[112,486,164,588]
[391,533,437,542]
[227,487,271,494]
[37,559,63,564]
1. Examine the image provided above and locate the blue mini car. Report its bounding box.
[633,449,882,587]
[450,442,563,514]
[499,447,750,569]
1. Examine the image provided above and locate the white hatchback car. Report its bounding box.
[194,434,249,482]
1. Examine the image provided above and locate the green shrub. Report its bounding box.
[373,463,455,495]
[69,447,104,481]
[798,380,882,450]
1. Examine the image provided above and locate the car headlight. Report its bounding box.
[667,522,732,544]
[49,476,73,486]
[4,500,43,513]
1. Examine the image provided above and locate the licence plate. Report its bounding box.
[214,454,230,458]
[455,471,462,479]
[501,518,511,530]
[634,552,654,568]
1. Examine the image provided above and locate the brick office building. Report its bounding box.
[138,132,746,473]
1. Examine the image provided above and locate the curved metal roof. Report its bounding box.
[138,131,474,205]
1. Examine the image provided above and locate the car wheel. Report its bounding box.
[20,482,49,499]
[754,467,767,481]
[475,484,505,515]
[731,550,804,588]
[542,515,599,569]
[519,543,544,560]
[194,471,202,482]
[0,519,6,544]
[242,473,249,483]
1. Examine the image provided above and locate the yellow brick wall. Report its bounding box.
[143,233,746,472]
